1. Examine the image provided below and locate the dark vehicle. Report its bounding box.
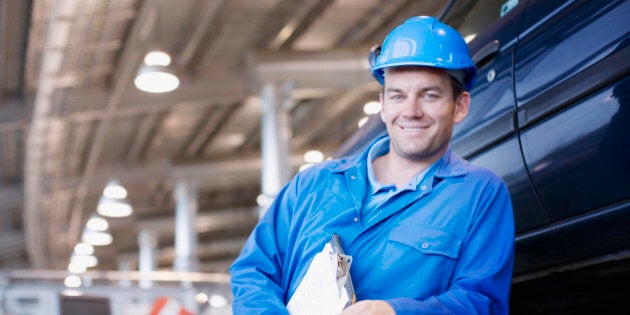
[336,0,630,312]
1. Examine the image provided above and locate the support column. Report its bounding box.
[259,82,293,218]
[138,229,157,289]
[174,179,199,273]
[117,255,132,288]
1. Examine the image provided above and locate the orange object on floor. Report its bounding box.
[149,296,194,315]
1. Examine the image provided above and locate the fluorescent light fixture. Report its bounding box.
[97,196,133,218]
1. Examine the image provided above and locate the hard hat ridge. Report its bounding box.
[369,16,477,90]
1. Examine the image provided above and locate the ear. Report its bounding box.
[379,92,386,122]
[453,92,470,124]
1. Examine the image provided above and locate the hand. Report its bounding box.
[340,300,395,315]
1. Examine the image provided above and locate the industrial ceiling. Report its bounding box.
[0,0,466,274]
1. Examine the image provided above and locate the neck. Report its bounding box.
[373,153,437,188]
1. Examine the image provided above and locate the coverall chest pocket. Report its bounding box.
[389,225,464,260]
[369,225,465,294]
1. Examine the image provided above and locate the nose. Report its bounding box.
[401,97,424,118]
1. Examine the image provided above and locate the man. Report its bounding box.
[230,16,515,314]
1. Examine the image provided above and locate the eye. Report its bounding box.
[388,94,404,102]
[422,92,441,101]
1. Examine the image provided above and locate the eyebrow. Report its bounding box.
[384,85,444,94]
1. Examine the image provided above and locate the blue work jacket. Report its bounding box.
[230,138,515,314]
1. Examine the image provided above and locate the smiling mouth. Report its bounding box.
[400,125,429,132]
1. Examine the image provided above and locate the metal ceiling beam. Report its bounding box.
[291,83,379,148]
[194,0,283,72]
[177,0,225,69]
[4,269,231,284]
[181,107,224,158]
[42,152,308,201]
[24,0,79,269]
[126,111,165,162]
[292,0,379,50]
[268,0,334,50]
[0,231,26,261]
[0,126,21,182]
[41,158,172,195]
[152,237,248,269]
[181,103,243,158]
[171,154,304,185]
[335,0,408,46]
[0,186,23,263]
[197,259,237,273]
[0,0,30,97]
[253,47,374,89]
[67,84,249,124]
[0,184,22,209]
[0,0,6,99]
[137,207,257,239]
[67,120,94,175]
[30,76,331,129]
[67,0,153,253]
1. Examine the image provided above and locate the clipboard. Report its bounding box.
[287,233,356,314]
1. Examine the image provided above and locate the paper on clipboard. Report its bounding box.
[287,234,356,315]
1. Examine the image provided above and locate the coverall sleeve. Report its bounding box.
[386,180,515,315]
[229,179,298,314]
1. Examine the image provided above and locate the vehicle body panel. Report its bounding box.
[336,0,630,278]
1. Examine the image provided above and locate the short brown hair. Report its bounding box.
[448,75,465,101]
[383,66,465,101]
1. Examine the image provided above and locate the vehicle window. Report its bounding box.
[444,0,522,43]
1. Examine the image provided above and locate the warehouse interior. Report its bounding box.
[6,0,621,314]
[1,0,465,273]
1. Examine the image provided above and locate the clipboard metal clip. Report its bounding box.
[330,233,357,307]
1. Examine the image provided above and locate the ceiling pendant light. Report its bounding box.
[71,253,98,268]
[134,50,179,93]
[81,229,113,246]
[64,275,82,288]
[73,242,94,256]
[86,214,109,231]
[68,261,87,273]
[97,179,133,218]
[96,195,133,218]
[103,179,128,199]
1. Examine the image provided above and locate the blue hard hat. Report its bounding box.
[370,16,477,90]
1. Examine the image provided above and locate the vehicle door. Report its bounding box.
[446,0,551,237]
[514,0,630,268]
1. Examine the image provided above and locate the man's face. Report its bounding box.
[380,66,469,164]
